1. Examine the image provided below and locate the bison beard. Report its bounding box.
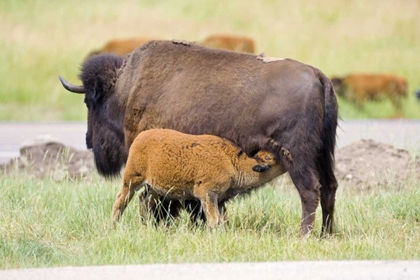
[59,40,339,237]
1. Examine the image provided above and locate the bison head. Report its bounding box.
[59,54,127,177]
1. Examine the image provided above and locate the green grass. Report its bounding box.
[1,0,420,120]
[1,170,419,269]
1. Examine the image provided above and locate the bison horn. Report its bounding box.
[58,75,86,94]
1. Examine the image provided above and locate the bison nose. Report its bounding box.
[252,164,271,172]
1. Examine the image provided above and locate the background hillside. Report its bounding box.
[1,0,419,120]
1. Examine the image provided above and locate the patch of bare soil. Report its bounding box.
[1,137,419,187]
[335,139,420,189]
[0,136,95,180]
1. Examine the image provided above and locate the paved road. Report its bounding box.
[1,120,420,164]
[1,261,420,280]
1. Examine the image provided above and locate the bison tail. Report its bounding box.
[318,71,339,187]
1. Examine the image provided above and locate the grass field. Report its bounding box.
[1,170,419,269]
[1,0,419,120]
[1,0,420,270]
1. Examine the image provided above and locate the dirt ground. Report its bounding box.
[1,137,419,188]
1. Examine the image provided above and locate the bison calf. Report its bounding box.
[112,129,284,228]
[331,73,407,114]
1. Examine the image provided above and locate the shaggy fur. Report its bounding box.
[112,129,283,227]
[331,73,407,114]
[200,34,256,54]
[59,40,339,237]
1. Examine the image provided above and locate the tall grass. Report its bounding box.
[1,0,419,120]
[1,170,419,269]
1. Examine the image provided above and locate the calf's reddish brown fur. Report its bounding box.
[112,129,283,227]
[331,73,407,114]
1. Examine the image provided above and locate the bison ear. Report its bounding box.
[252,164,271,172]
[91,80,102,103]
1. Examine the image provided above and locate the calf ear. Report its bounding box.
[252,164,271,172]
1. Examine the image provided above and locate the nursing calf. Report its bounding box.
[112,129,284,227]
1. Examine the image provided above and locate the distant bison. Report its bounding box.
[415,89,420,102]
[112,129,281,227]
[200,34,255,54]
[87,38,152,57]
[59,40,338,237]
[87,35,256,58]
[331,73,407,114]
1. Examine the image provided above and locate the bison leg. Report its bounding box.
[318,167,338,236]
[185,200,206,224]
[288,168,321,237]
[320,184,337,236]
[219,201,228,224]
[139,187,182,224]
[195,187,221,228]
[112,175,144,223]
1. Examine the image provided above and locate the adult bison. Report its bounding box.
[59,40,338,237]
[331,73,407,115]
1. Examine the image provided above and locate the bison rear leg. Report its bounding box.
[318,164,338,236]
[288,167,321,237]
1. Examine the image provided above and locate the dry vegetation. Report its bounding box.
[0,0,419,120]
[1,0,420,270]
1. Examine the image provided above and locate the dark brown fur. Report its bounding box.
[112,129,283,227]
[59,40,339,236]
[331,73,407,114]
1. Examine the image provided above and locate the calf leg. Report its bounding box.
[218,201,228,224]
[202,193,221,228]
[194,186,221,228]
[112,174,144,223]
